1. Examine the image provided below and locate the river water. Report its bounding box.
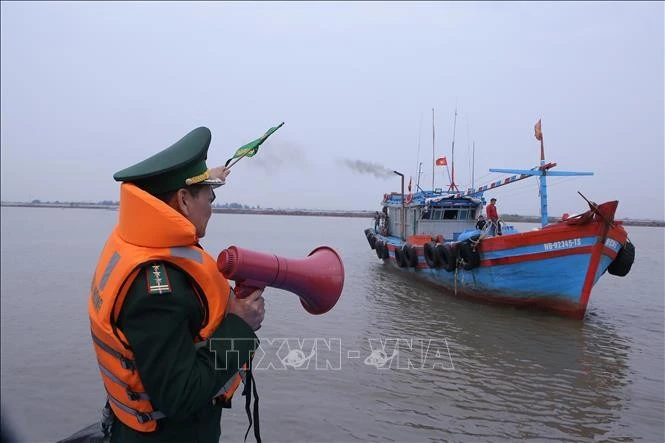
[1,207,663,442]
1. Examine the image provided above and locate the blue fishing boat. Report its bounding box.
[364,120,635,319]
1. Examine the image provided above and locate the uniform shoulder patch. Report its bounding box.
[145,262,172,295]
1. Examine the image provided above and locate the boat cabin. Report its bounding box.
[380,190,482,241]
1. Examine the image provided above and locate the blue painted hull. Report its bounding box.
[366,201,631,318]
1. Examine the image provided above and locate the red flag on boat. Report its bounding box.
[408,176,412,193]
[435,156,447,166]
[534,119,543,141]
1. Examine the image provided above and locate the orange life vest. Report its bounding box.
[88,183,239,432]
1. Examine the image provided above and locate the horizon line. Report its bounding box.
[2,200,664,225]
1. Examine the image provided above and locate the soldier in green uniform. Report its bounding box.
[88,126,265,443]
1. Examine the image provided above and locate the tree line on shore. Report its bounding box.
[27,199,261,210]
[2,200,663,226]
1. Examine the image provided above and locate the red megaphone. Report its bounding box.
[217,245,344,315]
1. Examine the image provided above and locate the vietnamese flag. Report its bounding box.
[435,156,447,166]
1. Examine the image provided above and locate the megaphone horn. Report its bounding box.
[217,246,345,315]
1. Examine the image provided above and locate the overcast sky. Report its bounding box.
[2,1,663,220]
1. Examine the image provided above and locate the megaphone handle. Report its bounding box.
[233,282,265,299]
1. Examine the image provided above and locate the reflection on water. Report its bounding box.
[359,263,633,441]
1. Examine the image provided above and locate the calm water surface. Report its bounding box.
[1,207,663,442]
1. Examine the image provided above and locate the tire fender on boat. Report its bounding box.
[402,244,419,268]
[375,240,385,259]
[381,242,389,260]
[457,241,480,270]
[438,243,457,272]
[394,246,408,268]
[365,229,375,248]
[424,241,440,268]
[607,240,635,277]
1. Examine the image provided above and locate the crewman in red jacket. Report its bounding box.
[486,198,502,236]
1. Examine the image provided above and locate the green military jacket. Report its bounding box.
[110,262,258,443]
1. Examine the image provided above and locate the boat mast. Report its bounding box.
[472,141,475,191]
[485,119,592,228]
[446,120,593,228]
[447,107,460,192]
[431,108,435,190]
[466,116,472,192]
[536,119,548,226]
[415,111,423,190]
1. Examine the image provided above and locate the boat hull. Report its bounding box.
[367,201,630,319]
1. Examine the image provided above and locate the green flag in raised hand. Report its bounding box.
[225,122,285,167]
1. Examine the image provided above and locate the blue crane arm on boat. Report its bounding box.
[489,165,594,227]
[489,168,594,177]
[389,160,595,228]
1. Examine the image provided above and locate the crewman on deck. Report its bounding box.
[486,198,502,236]
[476,214,487,231]
[88,126,265,442]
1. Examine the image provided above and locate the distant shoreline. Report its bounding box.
[2,202,664,227]
[0,201,372,219]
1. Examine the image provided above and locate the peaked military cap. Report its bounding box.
[113,127,224,195]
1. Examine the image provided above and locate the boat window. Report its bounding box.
[470,210,476,219]
[431,209,442,220]
[459,210,468,220]
[443,210,458,220]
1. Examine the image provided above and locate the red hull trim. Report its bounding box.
[479,245,593,267]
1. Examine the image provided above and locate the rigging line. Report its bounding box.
[452,171,588,199]
[495,176,586,199]
[415,112,423,185]
[470,179,543,199]
[474,172,497,182]
[474,172,584,192]
[465,114,472,188]
[498,185,545,199]
[547,176,589,186]
[494,179,548,196]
